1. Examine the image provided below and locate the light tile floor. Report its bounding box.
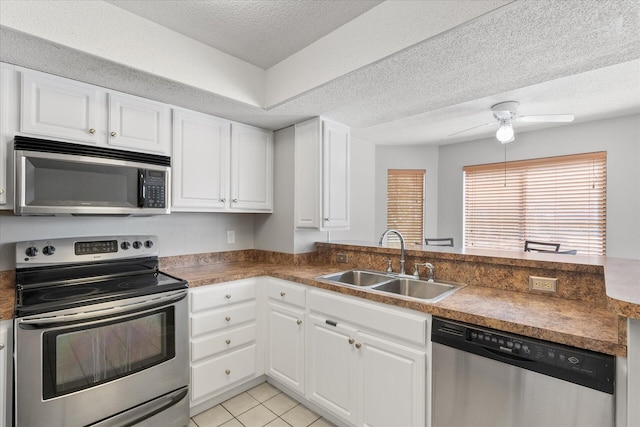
[189,382,336,427]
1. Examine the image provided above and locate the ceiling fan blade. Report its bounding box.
[448,121,496,137]
[515,114,575,123]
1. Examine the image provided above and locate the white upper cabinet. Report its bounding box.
[19,67,170,155]
[0,63,16,206]
[172,108,229,211]
[107,92,170,154]
[295,117,350,230]
[172,112,273,213]
[231,123,273,212]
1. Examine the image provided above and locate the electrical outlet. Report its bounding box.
[227,230,235,244]
[336,253,349,263]
[529,276,558,293]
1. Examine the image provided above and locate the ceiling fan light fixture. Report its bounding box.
[496,120,514,143]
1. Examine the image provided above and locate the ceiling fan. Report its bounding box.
[449,101,575,143]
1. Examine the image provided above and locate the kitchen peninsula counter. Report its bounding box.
[161,248,630,357]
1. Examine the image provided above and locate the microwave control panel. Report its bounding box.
[141,169,166,208]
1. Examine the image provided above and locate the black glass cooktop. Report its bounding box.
[16,257,187,316]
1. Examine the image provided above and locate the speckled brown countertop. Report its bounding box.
[163,260,627,357]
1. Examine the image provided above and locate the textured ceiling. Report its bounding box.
[104,0,382,69]
[1,0,638,145]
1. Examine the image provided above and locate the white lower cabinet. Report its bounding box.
[265,279,306,394]
[0,320,12,427]
[307,289,428,427]
[189,278,264,406]
[189,278,429,426]
[307,315,359,425]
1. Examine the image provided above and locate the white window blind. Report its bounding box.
[464,152,607,255]
[387,169,425,245]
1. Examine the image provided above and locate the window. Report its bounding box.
[387,169,425,244]
[464,152,606,255]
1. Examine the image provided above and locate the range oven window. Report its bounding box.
[42,307,175,399]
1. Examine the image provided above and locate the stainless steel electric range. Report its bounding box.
[14,235,190,427]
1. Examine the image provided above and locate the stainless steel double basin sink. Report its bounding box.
[316,270,465,303]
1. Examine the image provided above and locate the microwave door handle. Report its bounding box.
[138,169,146,207]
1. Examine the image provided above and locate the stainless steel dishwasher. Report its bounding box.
[431,318,615,427]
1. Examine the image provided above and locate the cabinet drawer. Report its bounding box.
[308,290,428,346]
[191,344,257,402]
[191,301,256,337]
[266,278,306,308]
[191,323,256,362]
[190,279,256,312]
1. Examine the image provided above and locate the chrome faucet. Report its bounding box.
[379,229,406,275]
[413,262,435,282]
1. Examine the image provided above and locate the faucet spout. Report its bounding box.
[379,229,406,275]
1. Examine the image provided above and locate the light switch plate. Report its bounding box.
[227,230,235,244]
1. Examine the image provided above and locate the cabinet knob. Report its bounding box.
[348,338,355,345]
[233,199,238,203]
[225,316,231,322]
[225,369,231,375]
[221,198,226,203]
[280,291,286,297]
[325,218,330,222]
[110,131,117,137]
[225,339,231,345]
[89,128,96,134]
[355,343,362,349]
[0,188,4,195]
[225,294,231,299]
[0,343,4,351]
[297,320,302,325]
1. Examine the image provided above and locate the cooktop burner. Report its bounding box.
[40,287,100,301]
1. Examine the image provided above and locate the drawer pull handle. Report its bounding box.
[297,320,302,325]
[0,344,4,350]
[348,338,355,345]
[110,131,117,137]
[89,128,96,134]
[225,294,231,299]
[280,291,286,297]
[225,316,231,321]
[225,339,231,345]
[225,369,231,375]
[355,343,362,349]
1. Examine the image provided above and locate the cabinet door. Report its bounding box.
[172,109,229,211]
[266,302,305,394]
[294,118,322,228]
[358,332,426,427]
[307,314,358,425]
[322,120,350,230]
[0,63,15,206]
[0,321,10,427]
[107,93,170,155]
[20,69,100,144]
[230,124,273,212]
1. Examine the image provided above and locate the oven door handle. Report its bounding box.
[18,290,187,328]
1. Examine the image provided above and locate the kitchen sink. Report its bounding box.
[317,270,391,287]
[371,278,465,302]
[316,270,465,302]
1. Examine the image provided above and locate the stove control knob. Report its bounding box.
[132,241,142,249]
[121,241,131,250]
[144,240,154,249]
[25,246,38,257]
[42,245,56,256]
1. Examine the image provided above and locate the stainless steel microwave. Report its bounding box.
[14,136,171,215]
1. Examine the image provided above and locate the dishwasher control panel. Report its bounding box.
[432,318,615,394]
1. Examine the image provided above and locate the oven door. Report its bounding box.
[15,290,189,427]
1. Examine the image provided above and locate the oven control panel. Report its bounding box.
[17,235,159,267]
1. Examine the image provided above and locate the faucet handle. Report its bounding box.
[386,259,393,274]
[413,263,420,279]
